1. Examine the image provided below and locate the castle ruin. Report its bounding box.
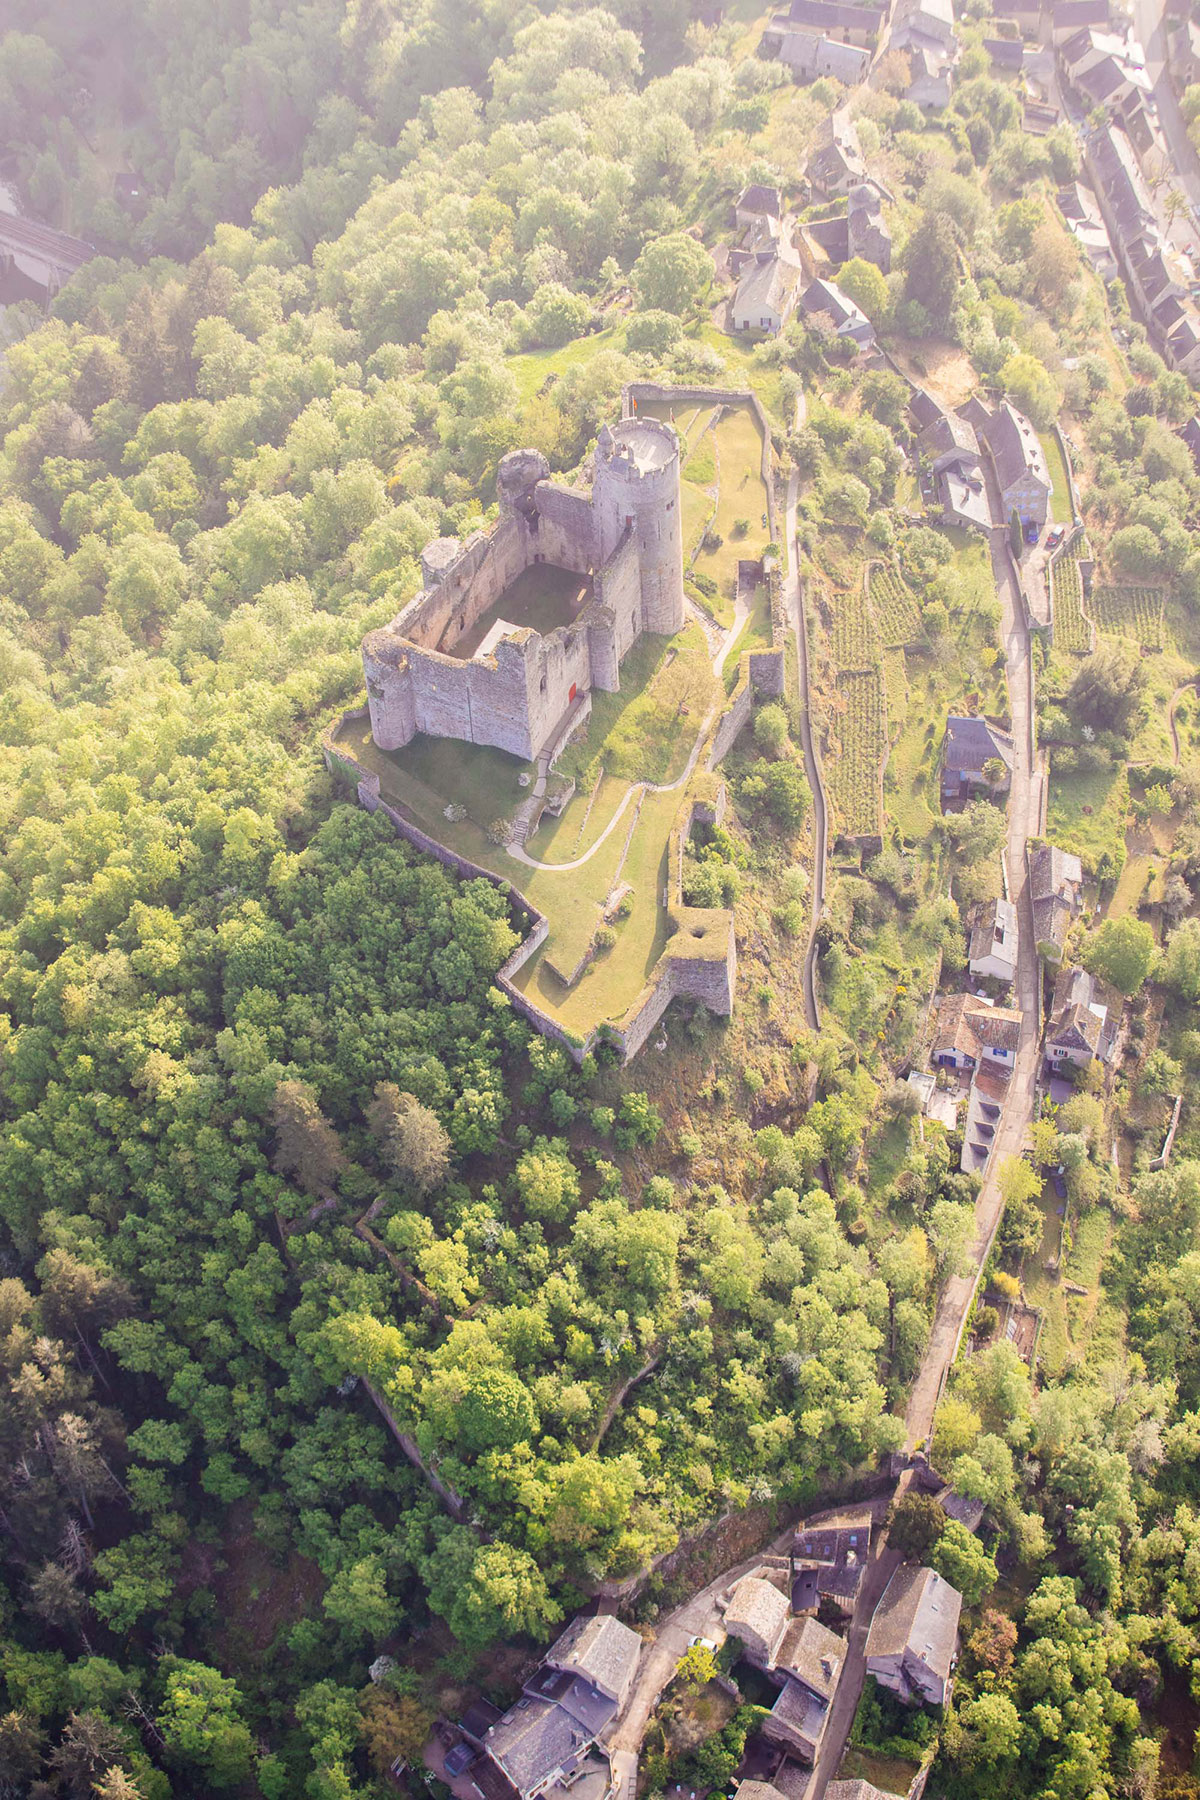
[362,418,686,762]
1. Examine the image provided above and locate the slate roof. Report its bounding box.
[546,1615,641,1702]
[487,1699,592,1797]
[800,278,872,337]
[985,36,1024,68]
[1048,965,1109,1053]
[827,1784,895,1800]
[1091,121,1156,238]
[725,1574,790,1657]
[919,412,980,463]
[807,105,867,187]
[736,1785,789,1800]
[1029,844,1082,952]
[1054,0,1110,26]
[776,1617,847,1699]
[968,895,1018,969]
[767,1679,831,1753]
[789,0,880,28]
[943,714,1014,775]
[793,1516,872,1564]
[909,387,946,430]
[866,1565,962,1681]
[738,184,782,217]
[734,254,800,323]
[463,1701,504,1743]
[987,401,1051,496]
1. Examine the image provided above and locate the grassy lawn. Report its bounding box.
[504,328,621,405]
[836,1749,919,1796]
[511,784,680,1034]
[1039,429,1071,523]
[643,399,770,612]
[1063,1207,1125,1372]
[1046,758,1129,874]
[1107,851,1152,920]
[1127,647,1190,767]
[526,771,631,863]
[1022,1181,1068,1378]
[557,621,717,789]
[883,662,942,842]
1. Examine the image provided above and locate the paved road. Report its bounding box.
[1132,0,1200,250]
[903,509,1044,1451]
[608,1547,794,1756]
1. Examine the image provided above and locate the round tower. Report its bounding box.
[593,417,685,637]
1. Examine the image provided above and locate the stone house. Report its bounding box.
[721,1575,847,1764]
[865,1565,962,1707]
[932,993,1023,1074]
[941,714,1014,805]
[847,182,892,272]
[1052,0,1112,41]
[1028,843,1083,961]
[730,253,802,334]
[968,895,1018,986]
[774,28,871,79]
[918,412,980,478]
[787,0,881,47]
[806,106,867,196]
[827,1784,894,1800]
[799,278,875,348]
[1170,14,1200,90]
[986,400,1051,529]
[791,1511,872,1616]
[481,1615,641,1800]
[735,184,782,228]
[1045,965,1113,1069]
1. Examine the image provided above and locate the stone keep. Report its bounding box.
[361,418,685,762]
[593,417,686,638]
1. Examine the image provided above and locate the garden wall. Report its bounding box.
[622,380,779,544]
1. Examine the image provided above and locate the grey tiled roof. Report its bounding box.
[487,1699,590,1795]
[943,713,1014,774]
[725,1574,790,1654]
[547,1615,641,1701]
[776,1617,846,1699]
[866,1564,962,1679]
[987,401,1051,496]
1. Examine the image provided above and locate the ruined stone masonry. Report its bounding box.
[362,419,686,762]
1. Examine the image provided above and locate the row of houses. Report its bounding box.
[727,179,878,344]
[720,1537,962,1767]
[910,385,1052,536]
[1086,116,1200,377]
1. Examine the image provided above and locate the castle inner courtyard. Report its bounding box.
[445,563,594,661]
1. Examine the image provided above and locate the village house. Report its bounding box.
[847,181,892,272]
[917,412,989,530]
[731,253,802,334]
[985,400,1052,530]
[889,0,958,108]
[985,36,1024,73]
[791,1510,872,1617]
[941,714,1014,806]
[1057,180,1119,281]
[865,1566,962,1708]
[932,992,1023,1074]
[721,1574,848,1764]
[909,386,946,432]
[735,184,782,229]
[1045,965,1114,1070]
[1051,0,1112,42]
[991,0,1040,34]
[478,1615,641,1800]
[799,277,876,349]
[729,212,783,275]
[1170,13,1200,90]
[827,1784,893,1800]
[806,106,867,196]
[775,28,871,79]
[786,0,882,46]
[968,895,1018,986]
[1028,842,1083,962]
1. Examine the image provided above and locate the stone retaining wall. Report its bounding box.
[622,380,779,544]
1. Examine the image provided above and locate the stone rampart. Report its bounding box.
[622,380,779,544]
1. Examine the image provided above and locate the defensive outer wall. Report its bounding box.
[331,385,789,1061]
[325,640,783,1063]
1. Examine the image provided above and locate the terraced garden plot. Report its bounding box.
[868,563,921,648]
[831,577,879,672]
[829,668,887,837]
[1051,554,1090,653]
[1090,583,1165,650]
